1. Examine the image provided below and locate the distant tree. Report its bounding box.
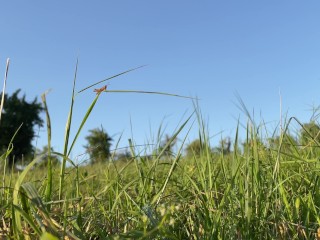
[185,139,203,157]
[268,134,298,155]
[213,137,232,155]
[242,138,266,155]
[114,149,131,162]
[158,134,177,157]
[84,127,113,164]
[0,89,43,166]
[35,145,60,168]
[300,121,320,146]
[299,121,320,157]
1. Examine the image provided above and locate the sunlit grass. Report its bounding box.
[1,62,320,239]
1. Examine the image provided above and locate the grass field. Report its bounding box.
[1,62,320,239]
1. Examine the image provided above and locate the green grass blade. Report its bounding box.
[12,154,45,236]
[21,182,61,235]
[150,113,193,171]
[154,124,192,206]
[52,151,77,167]
[77,65,146,93]
[67,93,100,156]
[41,90,53,205]
[104,89,196,100]
[59,59,78,200]
[41,232,59,240]
[0,58,9,125]
[12,204,42,237]
[2,123,23,204]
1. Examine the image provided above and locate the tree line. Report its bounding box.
[1,90,320,167]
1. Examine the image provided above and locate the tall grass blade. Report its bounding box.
[234,92,255,127]
[67,93,101,156]
[12,154,45,237]
[41,90,53,205]
[104,89,196,99]
[156,113,193,162]
[2,123,23,203]
[154,124,191,206]
[12,205,42,237]
[59,59,78,200]
[77,65,146,93]
[21,182,62,236]
[0,58,9,125]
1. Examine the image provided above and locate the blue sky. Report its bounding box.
[1,1,320,162]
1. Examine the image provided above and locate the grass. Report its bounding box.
[1,61,320,239]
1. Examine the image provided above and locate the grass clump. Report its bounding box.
[1,61,320,239]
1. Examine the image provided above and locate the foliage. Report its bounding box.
[0,62,199,239]
[0,89,43,166]
[35,145,61,168]
[213,137,232,155]
[84,127,113,164]
[300,121,320,145]
[158,134,177,157]
[114,149,131,162]
[299,121,320,157]
[268,133,298,155]
[242,137,265,154]
[3,63,320,239]
[185,139,203,157]
[4,120,320,239]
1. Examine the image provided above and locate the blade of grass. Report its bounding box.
[12,205,42,237]
[154,123,192,206]
[52,151,77,167]
[41,232,59,240]
[41,90,53,206]
[0,58,9,125]
[234,92,255,127]
[67,93,101,156]
[21,182,61,235]
[77,65,146,93]
[2,123,23,203]
[59,59,78,200]
[104,89,196,100]
[12,154,45,237]
[150,113,194,172]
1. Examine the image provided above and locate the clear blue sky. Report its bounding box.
[1,1,320,163]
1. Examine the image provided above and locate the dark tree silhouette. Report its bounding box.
[0,89,43,166]
[84,127,113,164]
